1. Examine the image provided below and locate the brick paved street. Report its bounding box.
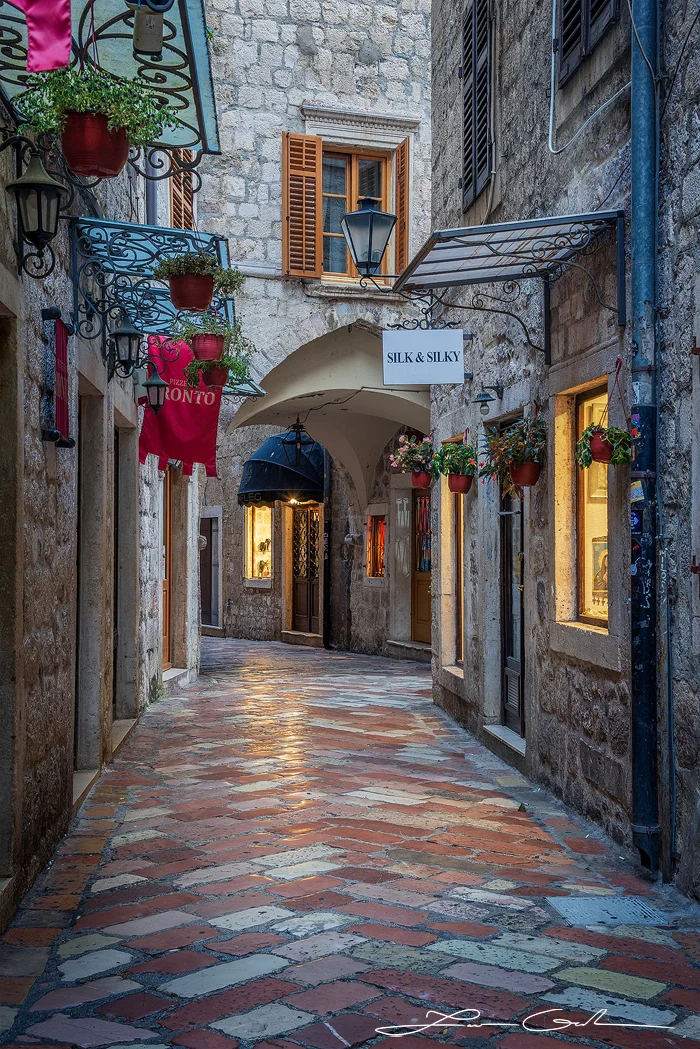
[1,639,699,1049]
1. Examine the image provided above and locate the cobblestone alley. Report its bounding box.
[1,640,700,1049]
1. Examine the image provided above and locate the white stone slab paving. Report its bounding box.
[268,860,342,880]
[58,934,123,958]
[110,829,163,847]
[103,910,195,937]
[255,845,343,868]
[90,875,148,894]
[59,950,134,982]
[159,953,288,998]
[122,807,171,822]
[270,911,353,936]
[212,1004,315,1040]
[26,1014,158,1046]
[176,861,262,887]
[209,906,293,932]
[448,888,533,910]
[493,932,606,962]
[554,966,666,999]
[541,988,676,1026]
[271,931,366,961]
[424,940,561,973]
[0,1007,17,1034]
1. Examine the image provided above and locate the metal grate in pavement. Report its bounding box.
[546,895,671,926]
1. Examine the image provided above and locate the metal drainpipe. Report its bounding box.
[630,0,660,870]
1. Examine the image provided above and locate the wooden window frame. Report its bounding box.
[321,147,391,283]
[558,0,619,85]
[453,491,464,666]
[366,514,387,579]
[576,386,609,628]
[462,0,491,212]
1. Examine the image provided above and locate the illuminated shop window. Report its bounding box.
[577,387,608,625]
[245,505,272,580]
[367,515,386,578]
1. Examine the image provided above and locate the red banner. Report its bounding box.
[138,337,221,477]
[55,318,69,441]
[11,0,72,72]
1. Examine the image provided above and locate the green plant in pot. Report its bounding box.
[432,440,478,494]
[389,433,434,489]
[576,424,631,468]
[152,252,245,312]
[480,414,547,497]
[172,313,252,389]
[18,65,179,179]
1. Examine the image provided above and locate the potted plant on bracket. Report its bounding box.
[576,423,632,467]
[18,65,179,179]
[432,438,479,493]
[171,313,252,389]
[152,252,245,312]
[390,433,434,489]
[481,414,547,497]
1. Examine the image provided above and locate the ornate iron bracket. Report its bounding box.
[357,273,461,331]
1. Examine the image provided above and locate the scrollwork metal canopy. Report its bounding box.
[71,217,234,341]
[0,0,219,162]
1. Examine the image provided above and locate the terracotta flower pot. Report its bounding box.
[61,111,129,178]
[448,473,473,494]
[205,365,229,388]
[590,431,614,464]
[192,334,225,361]
[412,470,432,489]
[509,461,541,487]
[169,274,215,312]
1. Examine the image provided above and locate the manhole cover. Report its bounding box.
[545,895,670,926]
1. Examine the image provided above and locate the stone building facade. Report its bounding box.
[199,0,433,655]
[425,0,700,894]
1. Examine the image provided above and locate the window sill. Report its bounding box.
[244,578,272,589]
[364,574,386,587]
[302,281,402,304]
[550,620,621,671]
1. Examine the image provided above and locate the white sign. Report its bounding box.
[382,329,464,386]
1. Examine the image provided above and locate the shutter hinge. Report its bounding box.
[458,176,463,189]
[552,37,560,52]
[458,64,464,79]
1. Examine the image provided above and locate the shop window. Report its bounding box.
[282,133,409,279]
[453,492,464,664]
[245,505,272,580]
[576,387,608,625]
[367,514,386,578]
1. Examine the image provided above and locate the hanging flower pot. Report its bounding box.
[589,430,614,463]
[412,469,432,489]
[205,366,229,388]
[448,473,473,494]
[169,275,215,312]
[509,461,542,487]
[191,333,225,361]
[576,424,631,468]
[61,111,130,178]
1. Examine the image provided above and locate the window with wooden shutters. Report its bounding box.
[462,0,491,212]
[394,137,410,274]
[170,149,195,230]
[282,132,322,278]
[558,0,618,84]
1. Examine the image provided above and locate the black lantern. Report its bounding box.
[473,385,503,417]
[112,314,144,368]
[143,369,168,413]
[340,197,397,275]
[5,151,66,250]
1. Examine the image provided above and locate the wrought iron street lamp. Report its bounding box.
[4,149,67,256]
[143,368,168,413]
[340,197,397,276]
[112,314,145,370]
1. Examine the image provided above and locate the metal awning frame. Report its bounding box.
[393,210,626,364]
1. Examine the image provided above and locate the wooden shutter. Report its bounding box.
[394,136,410,274]
[558,0,584,83]
[170,149,195,230]
[282,132,322,278]
[588,0,618,52]
[462,0,490,212]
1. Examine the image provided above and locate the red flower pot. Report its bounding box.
[590,431,614,464]
[169,274,215,312]
[205,365,229,388]
[192,334,225,361]
[509,461,542,487]
[412,470,432,489]
[448,473,473,494]
[61,111,129,178]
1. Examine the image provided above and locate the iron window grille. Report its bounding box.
[461,0,491,213]
[558,0,619,84]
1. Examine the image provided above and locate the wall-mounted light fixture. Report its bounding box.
[340,197,397,276]
[473,384,504,417]
[2,143,69,276]
[143,367,168,414]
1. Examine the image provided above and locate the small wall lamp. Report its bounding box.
[473,384,504,417]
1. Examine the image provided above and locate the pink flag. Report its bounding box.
[11,0,72,72]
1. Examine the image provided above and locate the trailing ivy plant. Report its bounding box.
[432,441,478,477]
[389,433,434,473]
[152,251,245,295]
[183,349,250,389]
[170,312,252,389]
[17,65,179,147]
[575,424,632,468]
[480,414,547,497]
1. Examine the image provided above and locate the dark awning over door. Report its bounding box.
[237,433,325,507]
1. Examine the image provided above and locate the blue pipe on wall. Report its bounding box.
[629,0,660,870]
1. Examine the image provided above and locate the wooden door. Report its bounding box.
[411,490,432,644]
[200,517,213,626]
[501,486,525,735]
[292,506,321,633]
[162,468,172,671]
